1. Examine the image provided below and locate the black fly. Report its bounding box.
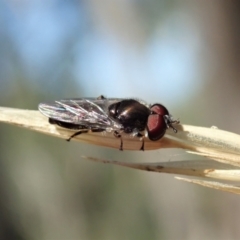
[38,96,179,150]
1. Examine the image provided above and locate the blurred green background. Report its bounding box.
[1,0,240,239]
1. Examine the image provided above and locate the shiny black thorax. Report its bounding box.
[108,99,151,133]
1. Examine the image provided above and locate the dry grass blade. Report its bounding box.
[1,106,240,193]
[82,156,240,181]
[1,106,240,153]
[175,177,240,194]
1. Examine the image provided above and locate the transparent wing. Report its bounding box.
[38,98,124,130]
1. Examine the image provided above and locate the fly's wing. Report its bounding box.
[38,98,123,130]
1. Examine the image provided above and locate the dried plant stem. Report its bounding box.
[1,106,240,193]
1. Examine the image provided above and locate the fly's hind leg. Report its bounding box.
[114,131,123,151]
[67,130,88,141]
[67,127,105,142]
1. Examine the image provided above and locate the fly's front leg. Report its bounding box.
[163,115,179,133]
[114,131,123,151]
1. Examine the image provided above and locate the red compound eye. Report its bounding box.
[147,114,166,141]
[150,104,169,115]
[147,104,169,141]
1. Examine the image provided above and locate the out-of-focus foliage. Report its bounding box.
[0,0,240,239]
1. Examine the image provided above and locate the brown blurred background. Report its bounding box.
[0,0,240,239]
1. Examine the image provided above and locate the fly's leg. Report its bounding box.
[140,138,145,151]
[132,129,145,151]
[49,119,89,141]
[67,130,88,141]
[114,131,123,151]
[163,115,180,133]
[136,132,145,151]
[67,128,105,141]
